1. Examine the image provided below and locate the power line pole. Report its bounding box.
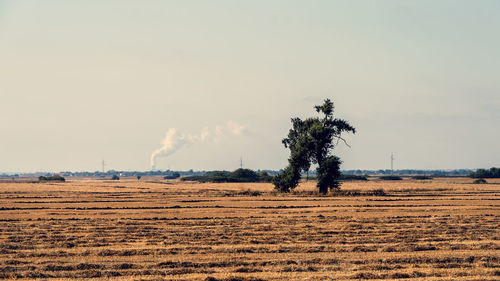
[240,157,243,169]
[102,160,106,174]
[391,153,394,175]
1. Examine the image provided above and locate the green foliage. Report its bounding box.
[111,175,120,180]
[232,168,258,180]
[204,171,234,182]
[273,99,355,194]
[412,176,433,180]
[258,171,273,182]
[473,178,487,184]
[379,175,403,180]
[181,169,272,183]
[38,175,65,182]
[272,166,301,193]
[470,167,500,178]
[180,175,207,181]
[316,156,342,194]
[340,174,368,181]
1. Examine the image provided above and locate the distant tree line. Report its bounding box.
[181,169,272,183]
[342,169,474,177]
[3,168,484,180]
[33,169,277,179]
[304,174,368,181]
[469,167,500,178]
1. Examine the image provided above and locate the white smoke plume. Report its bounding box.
[150,128,190,168]
[150,121,244,169]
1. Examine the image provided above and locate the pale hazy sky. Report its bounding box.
[1,1,499,173]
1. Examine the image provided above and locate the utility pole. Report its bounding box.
[391,153,394,175]
[102,160,106,174]
[240,157,243,169]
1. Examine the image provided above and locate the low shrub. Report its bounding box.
[181,175,208,182]
[473,178,487,184]
[412,176,433,180]
[111,175,120,180]
[379,175,403,180]
[340,174,368,181]
[38,175,65,182]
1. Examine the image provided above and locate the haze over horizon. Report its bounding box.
[1,1,499,173]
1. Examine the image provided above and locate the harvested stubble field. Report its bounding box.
[0,177,499,281]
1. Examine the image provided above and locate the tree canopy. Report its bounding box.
[470,167,500,178]
[273,99,355,194]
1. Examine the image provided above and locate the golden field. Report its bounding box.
[0,177,498,280]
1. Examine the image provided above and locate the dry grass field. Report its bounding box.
[0,177,498,280]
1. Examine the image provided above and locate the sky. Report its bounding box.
[0,0,499,173]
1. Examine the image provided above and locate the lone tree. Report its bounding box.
[273,99,355,194]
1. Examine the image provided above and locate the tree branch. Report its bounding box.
[333,134,351,148]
